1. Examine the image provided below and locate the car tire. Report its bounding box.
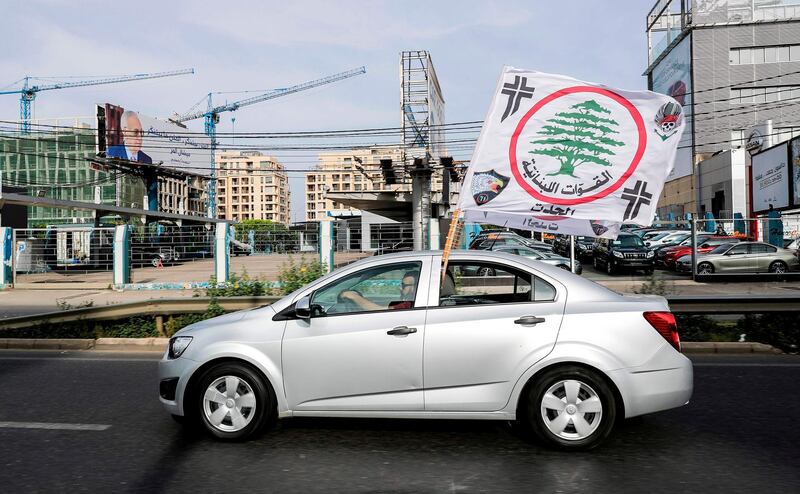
[697,262,714,275]
[191,362,274,441]
[606,259,614,275]
[769,261,788,274]
[644,268,654,275]
[525,365,617,451]
[593,257,599,270]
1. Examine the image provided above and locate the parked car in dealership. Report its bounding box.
[654,234,714,268]
[553,235,595,260]
[159,250,692,450]
[661,236,741,270]
[676,242,800,274]
[592,233,654,275]
[493,245,583,274]
[644,231,689,248]
[469,231,553,253]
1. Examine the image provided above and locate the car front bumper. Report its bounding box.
[158,353,202,417]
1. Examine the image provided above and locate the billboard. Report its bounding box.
[791,137,800,207]
[96,104,211,176]
[751,142,790,214]
[651,34,693,180]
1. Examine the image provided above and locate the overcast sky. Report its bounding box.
[0,0,650,221]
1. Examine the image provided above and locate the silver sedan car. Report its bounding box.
[159,250,693,450]
[677,241,800,274]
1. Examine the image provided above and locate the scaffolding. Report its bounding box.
[400,50,446,168]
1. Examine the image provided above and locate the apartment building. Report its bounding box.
[304,147,444,221]
[158,174,208,217]
[216,151,290,224]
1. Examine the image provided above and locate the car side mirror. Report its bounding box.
[295,294,312,319]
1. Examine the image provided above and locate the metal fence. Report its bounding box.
[128,224,215,284]
[12,227,115,284]
[233,223,318,255]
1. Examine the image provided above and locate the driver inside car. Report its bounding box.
[339,271,418,311]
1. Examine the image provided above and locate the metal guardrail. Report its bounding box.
[0,294,797,331]
[0,296,281,330]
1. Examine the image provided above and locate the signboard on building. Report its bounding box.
[751,142,790,214]
[651,35,693,180]
[96,104,212,176]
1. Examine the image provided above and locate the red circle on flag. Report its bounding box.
[508,85,647,205]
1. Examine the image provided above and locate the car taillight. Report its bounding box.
[643,311,681,353]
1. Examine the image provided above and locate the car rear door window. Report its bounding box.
[440,262,555,306]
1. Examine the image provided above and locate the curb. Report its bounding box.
[0,338,168,351]
[681,342,783,354]
[0,339,783,354]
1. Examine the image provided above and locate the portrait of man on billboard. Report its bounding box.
[106,110,153,164]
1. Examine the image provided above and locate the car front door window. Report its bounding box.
[311,262,422,315]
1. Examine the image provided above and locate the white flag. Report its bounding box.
[457,67,686,238]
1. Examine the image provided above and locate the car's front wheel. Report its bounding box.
[525,365,617,450]
[192,362,274,441]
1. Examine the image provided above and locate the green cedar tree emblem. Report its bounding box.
[529,99,625,178]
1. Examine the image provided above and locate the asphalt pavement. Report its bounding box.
[0,350,797,493]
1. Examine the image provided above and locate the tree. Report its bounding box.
[529,99,625,178]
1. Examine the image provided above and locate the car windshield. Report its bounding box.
[612,235,644,248]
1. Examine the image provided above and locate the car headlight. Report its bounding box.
[168,336,193,359]
[646,250,655,257]
[613,251,624,258]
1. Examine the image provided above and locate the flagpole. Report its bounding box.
[441,209,464,284]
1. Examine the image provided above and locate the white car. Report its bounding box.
[159,250,693,450]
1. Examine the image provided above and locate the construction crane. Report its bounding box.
[173,66,367,218]
[0,69,195,133]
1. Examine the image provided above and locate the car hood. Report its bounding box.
[174,305,276,337]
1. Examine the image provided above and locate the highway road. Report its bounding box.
[0,350,797,493]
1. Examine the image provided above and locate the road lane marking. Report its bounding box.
[0,421,110,431]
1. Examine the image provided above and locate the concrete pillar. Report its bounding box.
[0,227,12,287]
[319,221,334,273]
[410,162,433,251]
[113,225,131,286]
[214,222,230,283]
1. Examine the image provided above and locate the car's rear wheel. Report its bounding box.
[192,362,273,441]
[525,366,616,450]
[769,260,788,274]
[697,262,714,275]
[477,267,496,277]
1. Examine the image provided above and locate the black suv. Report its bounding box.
[553,235,595,260]
[593,233,654,275]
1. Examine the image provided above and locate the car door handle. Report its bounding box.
[387,326,417,336]
[514,316,546,325]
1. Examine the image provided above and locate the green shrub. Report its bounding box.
[277,256,327,295]
[676,314,737,342]
[737,313,799,353]
[206,269,269,297]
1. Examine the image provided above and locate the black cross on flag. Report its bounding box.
[500,76,535,122]
[621,180,652,220]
